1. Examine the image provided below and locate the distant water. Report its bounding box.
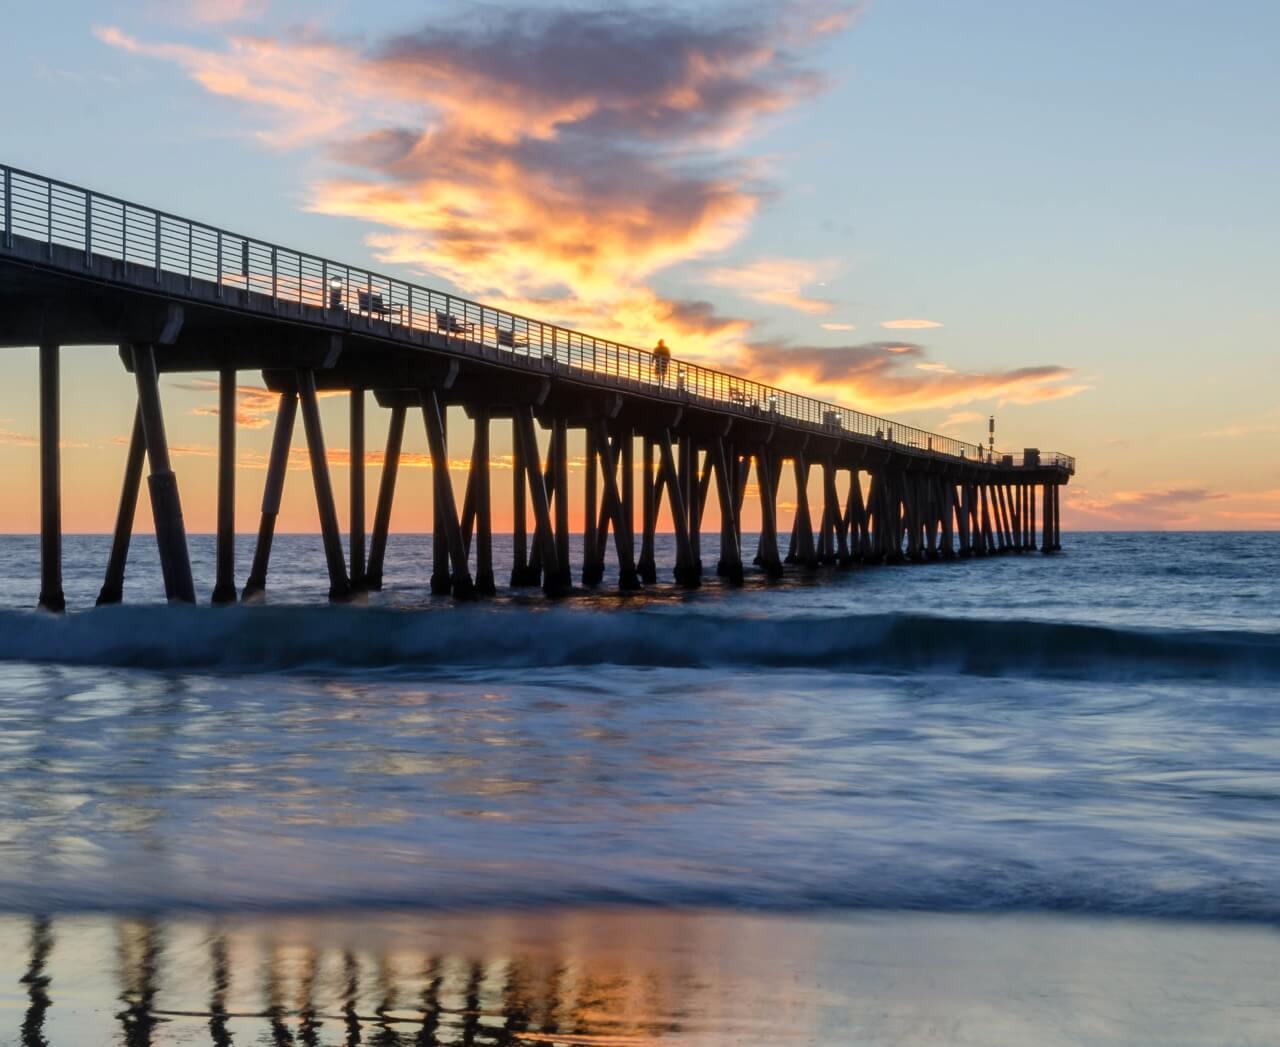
[0,531,1276,923]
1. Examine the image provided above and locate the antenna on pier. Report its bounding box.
[988,415,995,462]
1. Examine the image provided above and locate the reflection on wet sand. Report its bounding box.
[19,917,52,1047]
[5,909,1280,1046]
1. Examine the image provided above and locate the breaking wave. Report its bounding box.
[0,605,1276,681]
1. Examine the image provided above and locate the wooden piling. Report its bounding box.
[96,406,145,606]
[243,391,297,599]
[298,369,351,601]
[365,404,404,591]
[131,343,196,604]
[211,366,237,604]
[37,342,64,612]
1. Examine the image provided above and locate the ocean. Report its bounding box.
[0,531,1276,1045]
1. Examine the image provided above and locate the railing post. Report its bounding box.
[216,231,223,298]
[2,166,11,248]
[46,182,52,258]
[271,246,278,309]
[186,221,193,289]
[154,212,161,283]
[408,285,414,329]
[83,192,92,268]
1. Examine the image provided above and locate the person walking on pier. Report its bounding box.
[653,339,672,385]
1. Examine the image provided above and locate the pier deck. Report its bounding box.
[0,162,1073,607]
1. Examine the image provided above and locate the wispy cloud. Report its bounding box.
[188,0,268,24]
[821,322,855,331]
[171,379,342,429]
[0,427,89,450]
[938,410,983,430]
[741,340,1086,413]
[703,258,833,315]
[882,318,943,330]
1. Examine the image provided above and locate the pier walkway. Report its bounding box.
[0,162,1073,608]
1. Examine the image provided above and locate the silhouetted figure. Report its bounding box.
[652,339,671,384]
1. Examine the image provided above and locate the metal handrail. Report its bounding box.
[0,162,1074,474]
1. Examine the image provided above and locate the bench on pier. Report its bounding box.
[436,310,475,336]
[357,290,404,322]
[496,328,528,349]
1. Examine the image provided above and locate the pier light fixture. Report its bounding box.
[328,275,345,311]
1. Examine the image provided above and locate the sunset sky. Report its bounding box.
[1,0,1277,533]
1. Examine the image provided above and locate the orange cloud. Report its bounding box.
[740,341,1087,413]
[821,322,856,331]
[97,5,853,356]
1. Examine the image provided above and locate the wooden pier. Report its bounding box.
[0,163,1073,607]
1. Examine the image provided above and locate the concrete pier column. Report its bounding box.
[941,481,956,559]
[430,406,451,595]
[713,436,743,583]
[659,429,698,587]
[595,420,640,591]
[755,449,784,579]
[621,429,635,574]
[365,404,405,591]
[792,455,818,568]
[957,482,972,557]
[298,369,351,602]
[582,426,601,585]
[349,388,366,589]
[1053,483,1062,551]
[823,462,845,565]
[510,416,534,586]
[243,391,297,599]
[421,389,473,599]
[979,484,994,555]
[638,436,658,584]
[211,367,237,604]
[515,406,562,595]
[690,444,707,581]
[132,343,196,604]
[552,417,571,588]
[472,409,495,595]
[37,343,64,612]
[1029,483,1037,551]
[96,406,146,606]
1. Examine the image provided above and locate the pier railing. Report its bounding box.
[1,162,1073,474]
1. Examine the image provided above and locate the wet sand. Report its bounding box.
[1,909,1276,1045]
